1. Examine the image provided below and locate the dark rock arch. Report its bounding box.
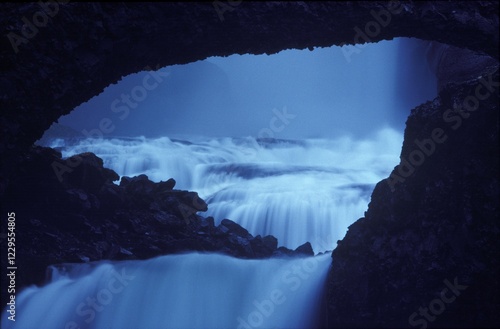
[1,2,499,328]
[1,2,498,161]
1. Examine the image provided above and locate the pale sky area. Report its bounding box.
[57,37,437,140]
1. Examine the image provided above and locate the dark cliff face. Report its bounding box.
[1,2,498,166]
[1,1,499,328]
[327,62,499,327]
[1,146,312,302]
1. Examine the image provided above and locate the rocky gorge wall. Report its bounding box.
[2,146,313,291]
[327,64,499,327]
[1,2,498,166]
[1,2,499,328]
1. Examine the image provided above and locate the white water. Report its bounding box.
[51,127,402,252]
[9,36,432,329]
[2,253,331,329]
[8,128,402,329]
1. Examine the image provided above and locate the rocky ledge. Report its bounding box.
[2,146,313,293]
[326,65,499,328]
[1,2,499,327]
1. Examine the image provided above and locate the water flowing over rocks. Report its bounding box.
[1,2,498,165]
[1,2,499,327]
[2,146,311,292]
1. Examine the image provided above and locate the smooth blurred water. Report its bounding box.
[18,35,436,329]
[1,253,331,329]
[52,127,402,252]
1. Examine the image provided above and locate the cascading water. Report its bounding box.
[13,37,437,329]
[2,253,331,329]
[49,126,402,252]
[11,128,401,329]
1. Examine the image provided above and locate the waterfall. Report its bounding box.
[22,127,402,329]
[50,127,401,252]
[2,253,331,329]
[24,37,435,329]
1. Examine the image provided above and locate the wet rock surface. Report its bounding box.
[0,2,499,327]
[1,2,498,168]
[326,66,499,328]
[2,146,310,293]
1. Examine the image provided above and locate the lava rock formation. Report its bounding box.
[1,2,498,328]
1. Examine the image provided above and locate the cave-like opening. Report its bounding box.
[37,37,438,252]
[3,2,498,328]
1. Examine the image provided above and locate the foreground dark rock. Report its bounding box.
[1,2,498,174]
[0,2,499,328]
[2,146,310,294]
[326,65,499,328]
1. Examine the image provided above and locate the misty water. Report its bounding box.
[3,253,331,329]
[49,128,402,252]
[6,38,437,328]
[44,37,436,252]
